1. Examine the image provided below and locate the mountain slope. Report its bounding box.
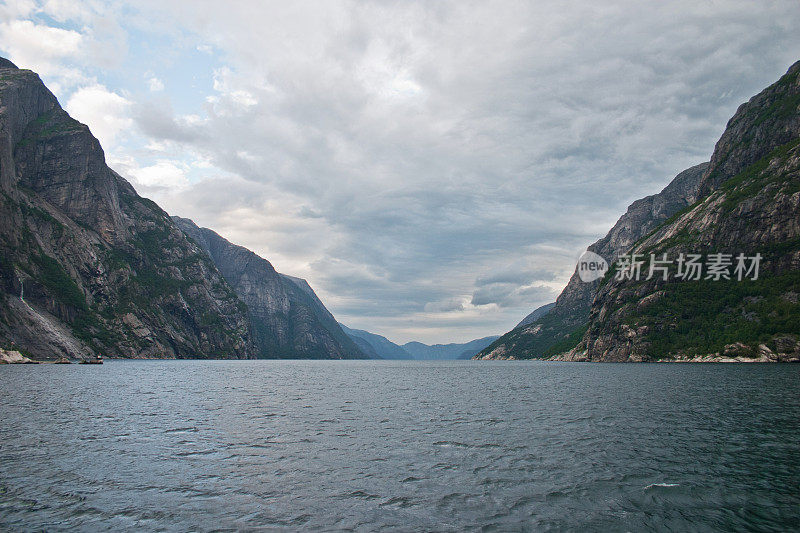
[476,161,708,359]
[516,302,555,328]
[569,61,800,362]
[339,324,412,359]
[173,217,367,359]
[0,58,251,359]
[405,336,499,360]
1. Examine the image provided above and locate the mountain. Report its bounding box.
[339,324,498,360]
[515,302,555,328]
[404,336,499,360]
[0,58,252,359]
[339,324,413,359]
[478,60,800,362]
[173,218,368,359]
[477,161,708,359]
[571,61,800,362]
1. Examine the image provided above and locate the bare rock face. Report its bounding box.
[173,217,368,359]
[0,58,252,359]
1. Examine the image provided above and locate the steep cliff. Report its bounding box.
[173,218,368,359]
[572,61,800,362]
[476,162,708,359]
[0,59,252,359]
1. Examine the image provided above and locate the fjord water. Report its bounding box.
[1,361,798,531]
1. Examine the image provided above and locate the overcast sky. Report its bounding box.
[1,0,798,344]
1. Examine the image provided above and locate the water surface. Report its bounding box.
[1,360,798,531]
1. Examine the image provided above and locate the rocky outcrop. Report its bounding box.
[0,348,36,363]
[173,217,368,359]
[0,58,252,359]
[477,162,708,359]
[573,60,800,362]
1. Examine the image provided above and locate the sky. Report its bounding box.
[1,0,799,344]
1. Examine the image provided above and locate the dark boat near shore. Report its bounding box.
[80,355,103,365]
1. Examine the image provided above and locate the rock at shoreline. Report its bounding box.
[0,348,37,364]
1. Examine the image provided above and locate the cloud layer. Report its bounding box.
[2,1,799,343]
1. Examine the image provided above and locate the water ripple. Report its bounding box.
[1,360,798,531]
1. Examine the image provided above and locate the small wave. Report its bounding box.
[644,483,680,490]
[174,449,219,457]
[433,440,470,448]
[379,496,414,508]
[347,490,380,500]
[164,427,198,434]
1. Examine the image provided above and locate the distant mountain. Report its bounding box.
[173,217,367,359]
[404,336,500,360]
[339,325,497,360]
[0,58,252,359]
[515,302,555,328]
[339,324,412,359]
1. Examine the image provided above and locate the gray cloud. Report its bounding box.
[471,283,557,309]
[133,100,207,143]
[107,0,800,342]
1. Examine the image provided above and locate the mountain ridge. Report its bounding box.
[0,57,367,360]
[567,60,800,362]
[173,217,368,359]
[0,60,252,359]
[405,336,499,360]
[338,324,412,359]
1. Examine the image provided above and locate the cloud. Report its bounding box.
[147,77,164,91]
[0,2,129,92]
[0,18,82,79]
[133,100,207,143]
[114,0,800,342]
[424,298,466,313]
[0,0,36,22]
[5,0,800,343]
[471,282,558,309]
[65,84,132,148]
[114,158,191,194]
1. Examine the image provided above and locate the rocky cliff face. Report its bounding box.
[572,61,800,362]
[0,59,253,359]
[173,218,368,359]
[476,162,708,359]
